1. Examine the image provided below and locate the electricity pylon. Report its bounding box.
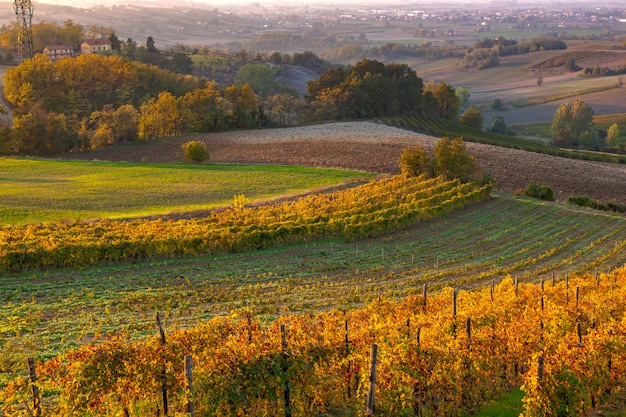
[14,0,34,62]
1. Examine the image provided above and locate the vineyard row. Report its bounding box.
[0,175,492,272]
[3,268,626,416]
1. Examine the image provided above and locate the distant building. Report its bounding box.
[81,39,112,54]
[43,45,74,61]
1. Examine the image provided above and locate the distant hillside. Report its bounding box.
[276,64,319,97]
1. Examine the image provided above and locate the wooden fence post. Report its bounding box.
[514,277,519,298]
[490,279,495,302]
[27,358,41,417]
[366,344,378,416]
[246,312,253,343]
[422,283,427,310]
[156,312,168,416]
[537,356,544,381]
[416,327,421,348]
[280,324,292,417]
[185,355,194,417]
[577,322,583,347]
[452,290,458,337]
[345,319,352,400]
[453,290,457,318]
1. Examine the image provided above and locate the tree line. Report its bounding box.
[0,54,264,155]
[0,53,468,156]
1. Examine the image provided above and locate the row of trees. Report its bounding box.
[305,59,460,120]
[550,99,626,151]
[0,53,476,155]
[465,36,567,69]
[0,54,274,154]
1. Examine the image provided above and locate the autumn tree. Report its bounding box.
[0,20,87,52]
[551,99,600,149]
[235,64,278,97]
[180,82,227,132]
[459,106,483,129]
[138,91,183,140]
[424,81,460,120]
[398,146,431,177]
[224,84,261,128]
[12,107,77,155]
[455,87,471,112]
[264,93,303,126]
[385,62,424,115]
[306,59,425,120]
[433,137,478,181]
[487,115,512,135]
[88,104,139,148]
[607,123,621,146]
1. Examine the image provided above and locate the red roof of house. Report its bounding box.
[44,45,73,50]
[83,39,111,45]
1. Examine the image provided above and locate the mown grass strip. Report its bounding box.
[0,158,373,225]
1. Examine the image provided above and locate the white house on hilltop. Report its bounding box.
[43,45,74,61]
[81,39,112,54]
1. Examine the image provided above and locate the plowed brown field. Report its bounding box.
[67,121,626,205]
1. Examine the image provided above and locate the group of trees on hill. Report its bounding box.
[0,20,194,74]
[464,36,567,69]
[305,59,460,121]
[0,55,469,156]
[0,54,266,154]
[550,98,626,152]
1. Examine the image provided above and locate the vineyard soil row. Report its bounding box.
[1,194,624,366]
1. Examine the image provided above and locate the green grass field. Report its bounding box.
[0,158,373,225]
[2,193,624,367]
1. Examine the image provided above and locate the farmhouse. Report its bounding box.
[81,38,112,54]
[43,45,74,61]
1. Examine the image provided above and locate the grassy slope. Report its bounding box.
[1,193,624,365]
[0,158,372,225]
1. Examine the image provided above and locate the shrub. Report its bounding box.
[433,137,478,181]
[524,181,555,201]
[568,195,626,213]
[398,146,431,177]
[181,140,210,163]
[459,106,483,130]
[568,195,596,209]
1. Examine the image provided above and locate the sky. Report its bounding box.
[30,0,626,7]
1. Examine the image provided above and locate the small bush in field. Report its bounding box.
[524,181,555,201]
[182,140,210,163]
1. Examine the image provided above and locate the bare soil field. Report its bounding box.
[67,121,626,205]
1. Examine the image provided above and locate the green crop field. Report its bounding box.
[0,158,372,225]
[2,192,624,366]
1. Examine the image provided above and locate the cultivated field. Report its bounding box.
[0,159,371,225]
[66,121,626,205]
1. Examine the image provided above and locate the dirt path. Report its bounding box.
[67,121,626,205]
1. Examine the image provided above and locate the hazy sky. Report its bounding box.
[32,0,626,7]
